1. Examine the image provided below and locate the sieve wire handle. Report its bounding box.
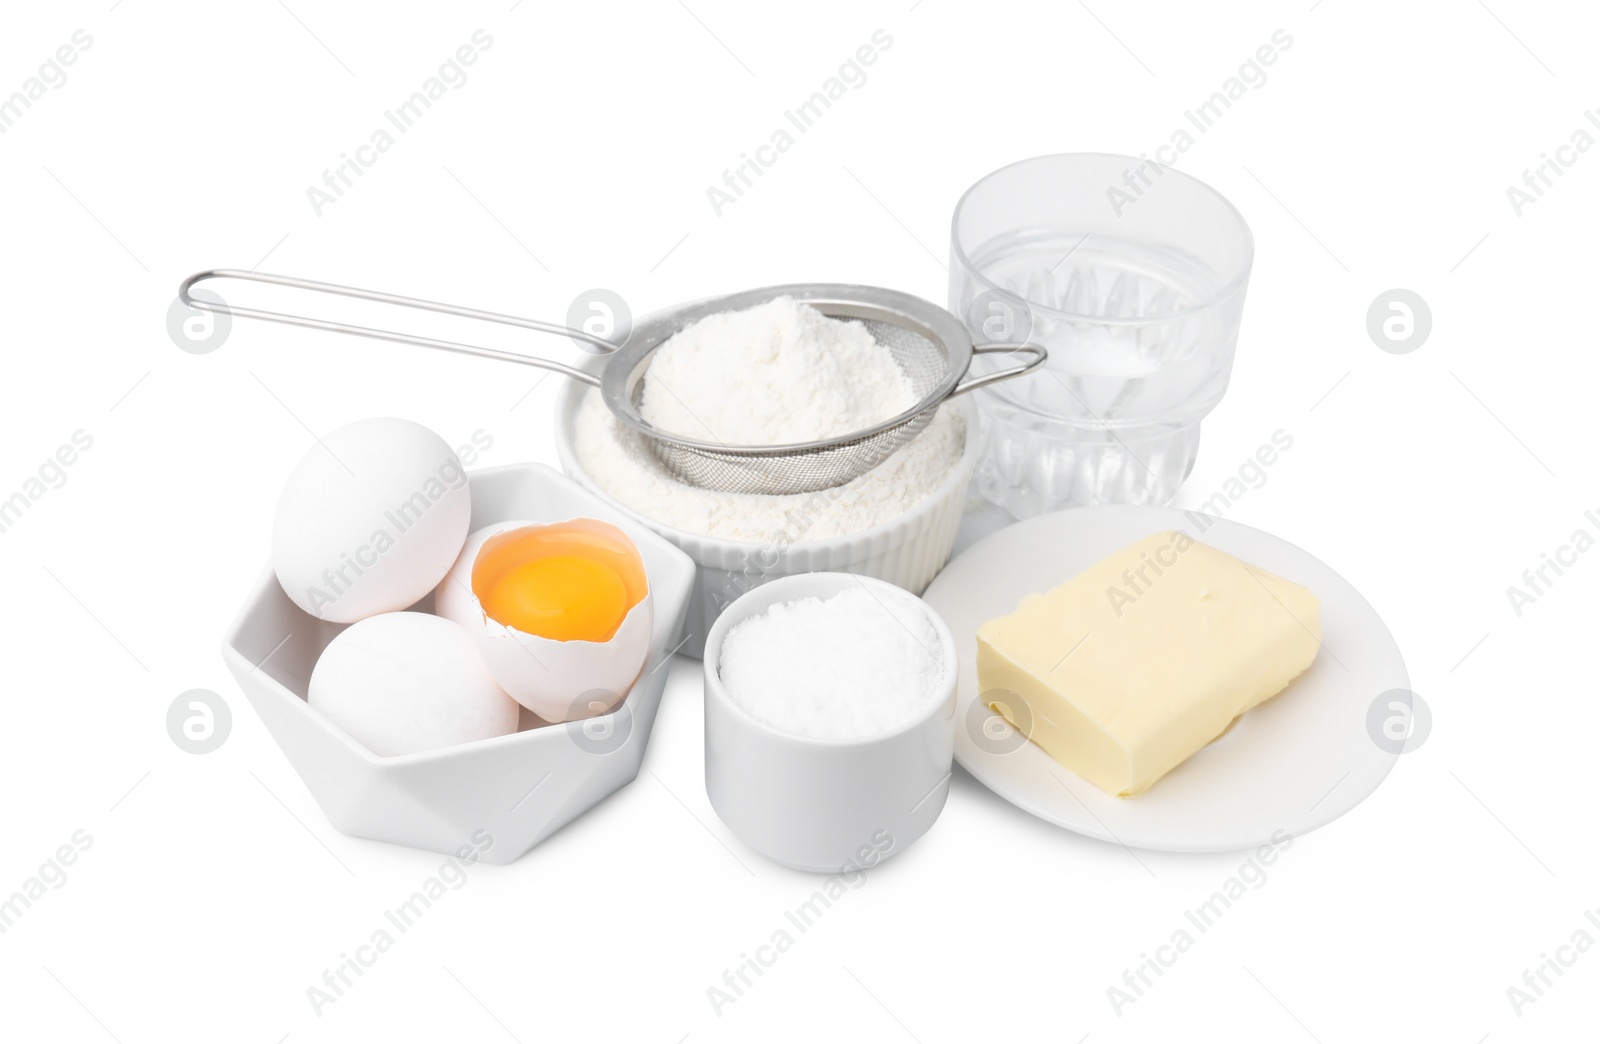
[177,269,614,386]
[949,343,1049,397]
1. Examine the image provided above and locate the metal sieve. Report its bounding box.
[178,271,1046,495]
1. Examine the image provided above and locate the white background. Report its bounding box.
[1,0,1595,1040]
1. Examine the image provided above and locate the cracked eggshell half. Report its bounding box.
[433,518,652,722]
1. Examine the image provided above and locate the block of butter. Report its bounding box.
[976,531,1321,797]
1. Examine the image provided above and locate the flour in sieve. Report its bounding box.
[638,296,916,445]
[573,389,965,542]
[575,294,964,541]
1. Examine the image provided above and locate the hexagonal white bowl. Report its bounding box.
[221,463,697,864]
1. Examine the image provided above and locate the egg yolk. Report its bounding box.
[470,521,648,645]
[479,555,629,644]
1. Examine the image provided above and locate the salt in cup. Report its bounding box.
[702,572,958,873]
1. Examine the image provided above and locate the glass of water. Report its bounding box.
[949,153,1254,517]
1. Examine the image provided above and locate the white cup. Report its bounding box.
[703,572,957,873]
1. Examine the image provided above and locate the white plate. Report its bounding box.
[922,506,1408,853]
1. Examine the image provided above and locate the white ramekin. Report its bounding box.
[702,572,957,872]
[554,378,980,659]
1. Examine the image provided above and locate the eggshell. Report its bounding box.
[434,522,520,631]
[272,418,471,623]
[307,612,520,756]
[434,518,653,722]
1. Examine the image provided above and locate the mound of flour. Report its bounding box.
[638,296,916,445]
[573,390,965,542]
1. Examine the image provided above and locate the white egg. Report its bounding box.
[433,518,653,723]
[272,418,471,623]
[308,612,520,756]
